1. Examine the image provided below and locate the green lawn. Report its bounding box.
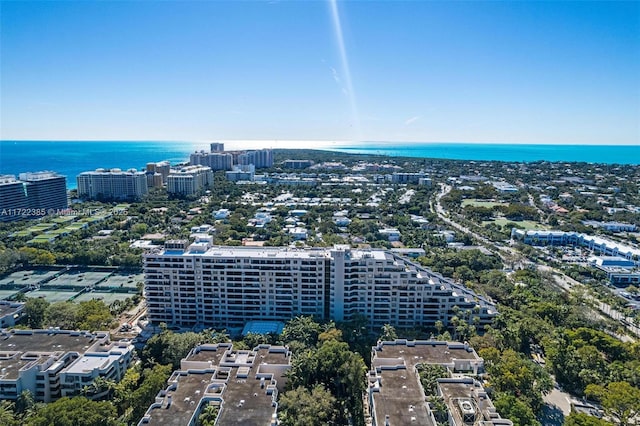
[64,224,87,232]
[28,224,55,232]
[46,229,69,235]
[462,199,507,208]
[28,236,57,244]
[51,216,76,224]
[483,218,547,230]
[12,230,34,237]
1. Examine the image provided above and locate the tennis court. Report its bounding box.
[23,290,80,303]
[43,270,111,289]
[0,290,21,300]
[0,269,60,287]
[51,216,76,224]
[74,292,133,304]
[96,273,143,290]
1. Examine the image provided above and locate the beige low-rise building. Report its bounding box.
[369,339,512,426]
[138,343,290,426]
[0,329,134,402]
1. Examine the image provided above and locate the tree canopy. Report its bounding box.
[26,397,118,426]
[278,385,338,426]
[585,381,640,426]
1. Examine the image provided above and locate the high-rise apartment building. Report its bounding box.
[145,172,164,189]
[166,166,214,196]
[1,172,67,221]
[77,168,148,201]
[238,149,274,169]
[283,159,314,169]
[190,151,233,171]
[0,175,28,222]
[210,142,225,152]
[19,172,68,212]
[146,161,171,183]
[144,242,496,330]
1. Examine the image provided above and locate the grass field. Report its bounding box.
[483,218,546,230]
[462,199,507,208]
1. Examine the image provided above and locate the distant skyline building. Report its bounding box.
[390,172,428,184]
[210,142,225,152]
[190,144,273,170]
[166,165,214,196]
[512,229,640,262]
[238,148,274,169]
[146,161,171,183]
[145,172,164,189]
[282,159,313,169]
[225,164,255,182]
[77,168,148,201]
[19,171,68,212]
[144,242,496,331]
[0,172,67,221]
[0,175,28,222]
[190,151,233,171]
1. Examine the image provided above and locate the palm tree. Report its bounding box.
[197,403,219,426]
[81,376,113,398]
[379,324,398,342]
[0,401,17,426]
[434,320,444,336]
[15,390,34,415]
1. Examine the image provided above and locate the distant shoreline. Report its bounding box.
[2,139,637,146]
[1,141,638,191]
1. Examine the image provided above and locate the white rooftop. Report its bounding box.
[64,352,124,374]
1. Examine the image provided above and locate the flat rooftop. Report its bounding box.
[372,367,433,426]
[370,341,484,426]
[142,344,290,426]
[0,302,22,317]
[373,341,479,368]
[150,245,395,262]
[0,330,101,354]
[438,380,502,425]
[0,330,107,380]
[145,372,214,426]
[152,245,330,260]
[65,351,127,375]
[216,367,276,426]
[184,344,228,365]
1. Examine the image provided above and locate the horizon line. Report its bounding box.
[1,139,638,147]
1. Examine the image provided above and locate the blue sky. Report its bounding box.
[1,0,638,145]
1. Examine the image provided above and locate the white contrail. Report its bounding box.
[329,0,363,142]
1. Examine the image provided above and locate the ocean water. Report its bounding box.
[0,141,204,190]
[1,141,638,190]
[331,142,640,165]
